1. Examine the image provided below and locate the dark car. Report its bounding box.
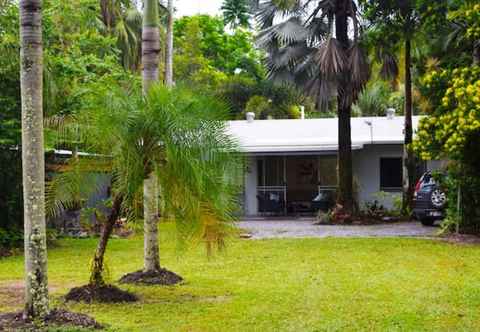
[413,172,447,226]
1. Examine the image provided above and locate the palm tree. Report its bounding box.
[255,0,369,215]
[48,85,241,292]
[221,0,251,29]
[360,0,424,215]
[99,0,143,71]
[19,0,49,319]
[164,0,174,86]
[141,0,163,275]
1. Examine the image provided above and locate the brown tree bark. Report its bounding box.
[89,195,123,286]
[335,0,354,214]
[20,0,49,320]
[402,37,416,215]
[100,0,114,32]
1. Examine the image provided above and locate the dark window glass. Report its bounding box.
[380,158,402,191]
[257,159,264,185]
[257,157,284,187]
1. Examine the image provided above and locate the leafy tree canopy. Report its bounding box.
[174,15,265,83]
[0,0,133,147]
[412,2,480,163]
[412,2,480,234]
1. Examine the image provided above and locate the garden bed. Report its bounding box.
[65,284,138,303]
[119,269,183,286]
[0,309,102,331]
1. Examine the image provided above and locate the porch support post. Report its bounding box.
[283,156,287,215]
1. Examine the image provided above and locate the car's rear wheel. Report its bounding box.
[431,189,447,209]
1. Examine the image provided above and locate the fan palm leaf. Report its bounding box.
[315,37,347,76]
[255,0,369,110]
[348,43,370,99]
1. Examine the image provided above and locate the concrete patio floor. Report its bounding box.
[237,219,438,239]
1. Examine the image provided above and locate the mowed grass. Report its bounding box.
[1,223,480,332]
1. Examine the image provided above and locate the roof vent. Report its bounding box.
[386,108,396,120]
[300,106,305,120]
[246,112,255,123]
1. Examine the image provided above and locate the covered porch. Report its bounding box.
[245,154,337,216]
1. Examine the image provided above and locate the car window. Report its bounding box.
[422,174,436,186]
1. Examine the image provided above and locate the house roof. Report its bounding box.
[226,116,423,154]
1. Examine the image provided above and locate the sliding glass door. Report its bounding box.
[257,156,286,215]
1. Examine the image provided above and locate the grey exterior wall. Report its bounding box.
[352,144,403,210]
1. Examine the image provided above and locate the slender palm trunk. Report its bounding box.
[402,37,415,215]
[165,0,174,87]
[335,0,354,214]
[142,0,160,95]
[20,0,49,320]
[474,43,480,66]
[142,0,161,272]
[143,175,160,271]
[100,0,114,33]
[90,195,123,286]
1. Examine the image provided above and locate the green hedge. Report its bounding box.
[0,148,23,249]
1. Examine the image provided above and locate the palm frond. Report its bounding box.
[348,43,370,101]
[378,50,399,80]
[52,84,242,254]
[257,17,310,48]
[255,0,304,30]
[314,37,346,76]
[266,42,313,72]
[46,158,112,218]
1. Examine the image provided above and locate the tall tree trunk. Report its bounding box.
[474,42,480,66]
[142,0,161,272]
[90,195,123,286]
[20,0,49,320]
[100,0,114,32]
[142,0,160,95]
[335,0,354,214]
[143,174,160,271]
[402,37,415,215]
[165,0,174,87]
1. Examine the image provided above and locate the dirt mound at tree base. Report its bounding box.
[119,268,183,285]
[0,308,102,331]
[65,284,138,303]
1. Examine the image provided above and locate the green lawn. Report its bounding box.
[1,223,480,332]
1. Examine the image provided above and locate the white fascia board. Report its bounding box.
[239,144,365,153]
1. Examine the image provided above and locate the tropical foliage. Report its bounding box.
[219,76,314,119]
[99,0,144,71]
[414,67,480,161]
[0,0,133,146]
[174,15,265,84]
[360,0,435,214]
[254,0,369,108]
[413,2,480,234]
[47,84,242,285]
[221,0,251,29]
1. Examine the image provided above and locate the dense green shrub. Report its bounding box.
[219,76,315,119]
[0,148,22,229]
[0,228,23,249]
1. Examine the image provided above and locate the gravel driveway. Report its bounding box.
[237,219,437,239]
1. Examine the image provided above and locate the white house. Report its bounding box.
[227,112,436,217]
